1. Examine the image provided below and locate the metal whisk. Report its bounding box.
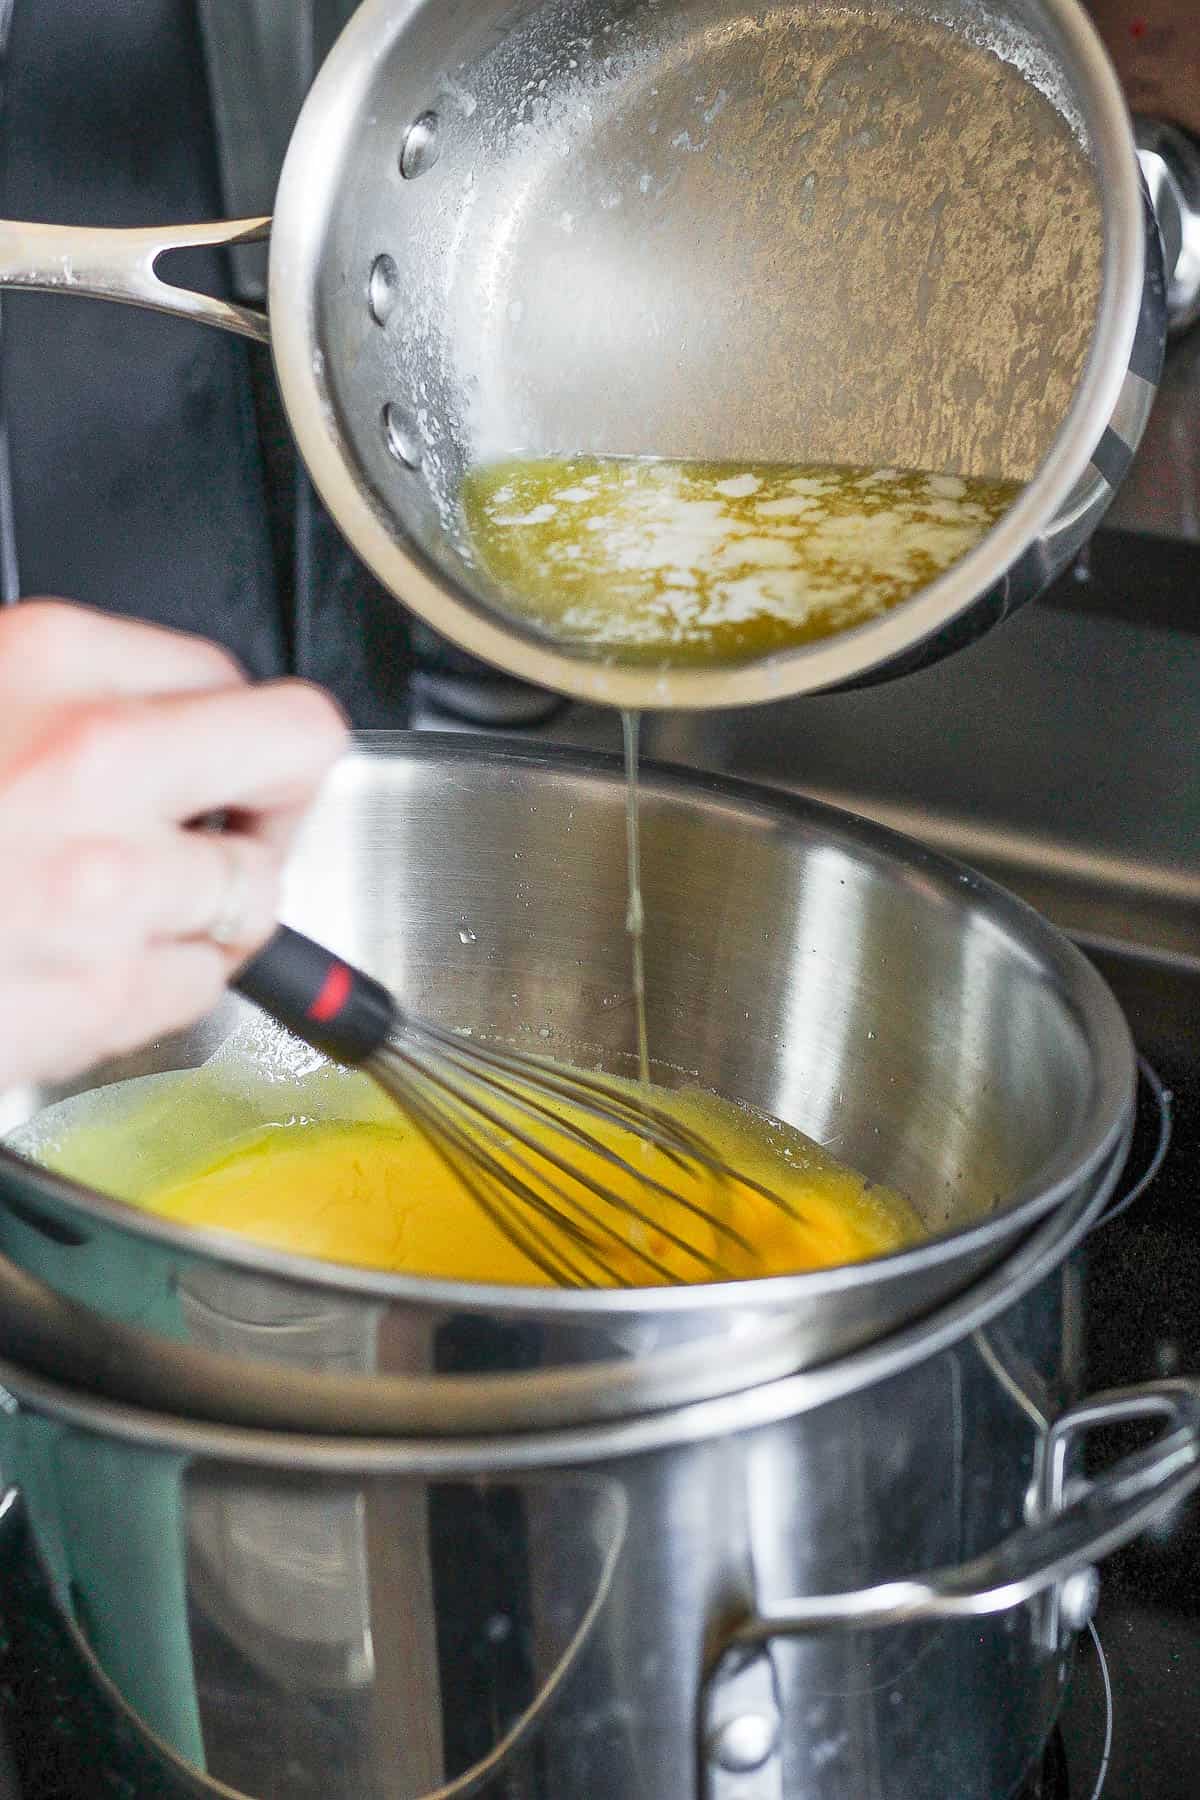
[234,926,796,1287]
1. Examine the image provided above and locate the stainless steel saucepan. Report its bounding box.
[0,734,1134,1433]
[0,0,1165,706]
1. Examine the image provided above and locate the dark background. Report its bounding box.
[0,0,414,719]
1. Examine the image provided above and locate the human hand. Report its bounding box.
[0,601,347,1088]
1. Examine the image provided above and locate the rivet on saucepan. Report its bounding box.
[707,1712,780,1773]
[368,254,401,325]
[382,403,422,470]
[400,111,441,179]
[1058,1566,1100,1634]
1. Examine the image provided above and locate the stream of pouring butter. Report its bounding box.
[462,455,1022,1092]
[622,707,651,1088]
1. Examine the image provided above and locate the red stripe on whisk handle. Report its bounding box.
[308,961,352,1023]
[233,925,398,1066]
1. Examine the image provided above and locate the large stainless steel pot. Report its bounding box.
[0,734,1134,1432]
[0,1173,1196,1800]
[0,0,1166,706]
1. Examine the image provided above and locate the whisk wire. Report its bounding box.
[385,1041,734,1284]
[422,1026,710,1169]
[393,1071,680,1288]
[399,1066,648,1285]
[414,1032,757,1258]
[397,1044,739,1279]
[391,1067,603,1287]
[421,1024,801,1222]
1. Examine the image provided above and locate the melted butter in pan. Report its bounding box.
[461,455,1020,666]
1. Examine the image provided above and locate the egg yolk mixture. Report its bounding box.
[460,455,1020,666]
[130,1074,920,1288]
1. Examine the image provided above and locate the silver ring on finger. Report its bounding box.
[207,842,256,950]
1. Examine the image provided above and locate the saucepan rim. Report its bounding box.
[266,0,1147,708]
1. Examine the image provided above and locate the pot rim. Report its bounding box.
[0,1140,1121,1469]
[266,0,1146,710]
[0,733,1137,1319]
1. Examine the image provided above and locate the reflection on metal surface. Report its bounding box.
[0,1264,1097,1799]
[1137,121,1200,334]
[189,1480,376,1692]
[0,737,1133,1435]
[702,1647,783,1800]
[1104,330,1200,539]
[1084,1620,1114,1800]
[974,1327,1052,1433]
[1091,1058,1174,1233]
[184,1473,631,1798]
[796,792,1200,969]
[502,602,1200,969]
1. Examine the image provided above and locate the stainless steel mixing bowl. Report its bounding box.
[0,734,1134,1433]
[0,0,1165,705]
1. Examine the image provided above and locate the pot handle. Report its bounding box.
[737,1378,1200,1639]
[701,1380,1200,1796]
[0,217,272,343]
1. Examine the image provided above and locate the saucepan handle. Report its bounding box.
[702,1379,1200,1795]
[0,217,272,343]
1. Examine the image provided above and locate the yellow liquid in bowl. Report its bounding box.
[137,1075,921,1288]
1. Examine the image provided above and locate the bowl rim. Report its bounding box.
[0,1147,1118,1467]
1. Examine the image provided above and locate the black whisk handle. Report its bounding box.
[233,926,397,1066]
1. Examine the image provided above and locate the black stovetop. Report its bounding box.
[1055,948,1200,1800]
[0,942,1194,1799]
